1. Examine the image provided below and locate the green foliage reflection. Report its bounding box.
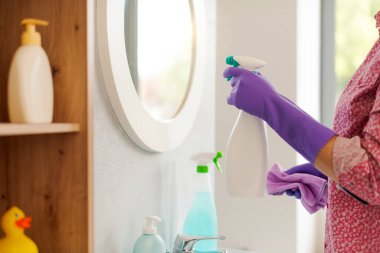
[335,1,380,102]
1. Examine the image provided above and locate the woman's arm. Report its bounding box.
[223,66,380,205]
[314,86,380,205]
[315,136,337,181]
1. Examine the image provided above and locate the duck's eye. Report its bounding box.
[15,213,19,218]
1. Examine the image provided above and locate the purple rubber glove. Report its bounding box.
[284,163,327,199]
[223,67,335,164]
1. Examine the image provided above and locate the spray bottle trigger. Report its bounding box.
[226,56,240,67]
[213,151,223,173]
[226,56,239,82]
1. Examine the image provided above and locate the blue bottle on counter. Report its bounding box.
[183,152,222,252]
[132,216,166,253]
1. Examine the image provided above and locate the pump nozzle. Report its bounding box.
[144,216,161,235]
[20,18,49,46]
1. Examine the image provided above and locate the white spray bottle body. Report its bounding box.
[225,56,269,198]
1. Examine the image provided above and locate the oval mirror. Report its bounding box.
[97,0,206,152]
[125,0,194,121]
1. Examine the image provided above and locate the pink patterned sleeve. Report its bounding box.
[332,86,380,205]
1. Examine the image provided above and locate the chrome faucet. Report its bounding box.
[172,234,226,253]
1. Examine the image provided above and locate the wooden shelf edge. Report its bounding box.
[0,123,80,136]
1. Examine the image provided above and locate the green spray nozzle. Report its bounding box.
[226,56,240,67]
[191,151,223,173]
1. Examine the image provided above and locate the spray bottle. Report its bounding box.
[225,56,269,198]
[183,151,222,252]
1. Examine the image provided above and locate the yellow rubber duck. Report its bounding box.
[0,206,38,253]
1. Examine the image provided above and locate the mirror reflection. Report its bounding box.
[125,0,194,121]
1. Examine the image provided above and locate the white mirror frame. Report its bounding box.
[97,0,206,152]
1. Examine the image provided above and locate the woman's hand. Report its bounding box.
[223,67,277,120]
[284,163,328,199]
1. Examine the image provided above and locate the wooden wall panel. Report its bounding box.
[0,139,8,216]
[0,0,90,252]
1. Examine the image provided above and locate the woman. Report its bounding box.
[224,11,380,253]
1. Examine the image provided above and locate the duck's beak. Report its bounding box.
[15,217,32,229]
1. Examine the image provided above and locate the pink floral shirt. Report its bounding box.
[326,12,380,253]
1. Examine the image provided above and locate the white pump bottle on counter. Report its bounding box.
[225,56,269,198]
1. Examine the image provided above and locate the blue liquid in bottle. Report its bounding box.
[183,191,218,252]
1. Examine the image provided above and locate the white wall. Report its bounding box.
[92,0,324,252]
[93,1,216,252]
[296,1,324,252]
[215,1,298,253]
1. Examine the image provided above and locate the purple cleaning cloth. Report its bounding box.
[267,163,328,214]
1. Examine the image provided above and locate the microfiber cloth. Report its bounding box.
[267,163,328,214]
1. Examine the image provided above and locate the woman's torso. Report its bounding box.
[325,36,380,253]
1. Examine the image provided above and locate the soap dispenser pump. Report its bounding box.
[132,216,166,253]
[8,18,54,123]
[183,151,222,252]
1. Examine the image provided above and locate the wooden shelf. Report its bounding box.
[0,123,80,136]
[1,1,90,252]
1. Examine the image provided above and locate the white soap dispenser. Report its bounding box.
[132,216,166,253]
[8,18,54,123]
[225,56,269,198]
